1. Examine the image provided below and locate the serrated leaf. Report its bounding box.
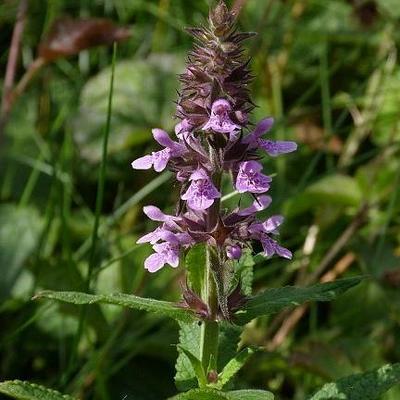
[228,390,274,400]
[308,363,400,400]
[169,388,230,400]
[178,346,207,387]
[218,323,242,371]
[175,322,202,391]
[186,244,206,295]
[0,380,77,400]
[236,249,254,296]
[168,388,274,400]
[34,290,194,323]
[236,277,363,325]
[213,347,256,390]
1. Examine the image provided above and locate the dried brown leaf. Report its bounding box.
[38,17,131,61]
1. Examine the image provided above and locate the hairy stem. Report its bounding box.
[200,247,219,375]
[200,170,222,375]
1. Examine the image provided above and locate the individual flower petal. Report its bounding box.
[153,128,186,155]
[131,149,170,172]
[144,253,166,273]
[259,139,297,157]
[235,161,271,194]
[131,155,153,170]
[260,235,292,259]
[181,168,221,210]
[202,99,240,134]
[249,215,284,235]
[237,195,272,216]
[262,215,284,233]
[152,149,171,172]
[242,117,297,157]
[144,205,176,222]
[243,117,274,147]
[226,244,242,260]
[137,227,167,244]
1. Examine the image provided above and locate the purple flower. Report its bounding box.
[226,244,242,260]
[235,161,271,194]
[237,195,272,217]
[144,241,180,273]
[202,99,240,135]
[137,226,170,244]
[131,129,186,172]
[243,118,297,157]
[181,168,221,210]
[175,119,192,140]
[143,205,180,230]
[248,215,284,235]
[259,235,292,259]
[144,231,190,273]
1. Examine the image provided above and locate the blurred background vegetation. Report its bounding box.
[0,0,400,399]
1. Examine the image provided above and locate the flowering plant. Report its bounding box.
[27,2,400,400]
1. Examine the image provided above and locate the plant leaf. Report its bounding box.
[236,277,363,325]
[178,346,207,387]
[308,363,400,400]
[169,388,230,400]
[0,205,43,301]
[218,323,242,372]
[38,18,130,61]
[34,290,194,323]
[175,322,202,391]
[213,347,256,390]
[228,390,274,400]
[0,380,76,400]
[168,388,274,400]
[186,244,206,295]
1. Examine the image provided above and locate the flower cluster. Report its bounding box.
[131,2,297,279]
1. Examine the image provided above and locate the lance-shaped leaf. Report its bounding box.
[178,346,207,388]
[212,347,256,390]
[169,388,229,400]
[175,322,202,391]
[228,390,274,400]
[308,363,400,400]
[235,277,363,325]
[0,380,77,400]
[34,291,194,323]
[168,388,274,400]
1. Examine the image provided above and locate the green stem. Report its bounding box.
[200,168,222,376]
[200,248,219,374]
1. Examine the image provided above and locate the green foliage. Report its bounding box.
[169,388,274,400]
[176,322,202,391]
[73,55,183,163]
[35,290,194,322]
[178,345,208,388]
[0,205,43,301]
[0,380,76,400]
[186,244,206,295]
[236,277,363,324]
[284,175,362,218]
[309,363,400,400]
[212,347,256,390]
